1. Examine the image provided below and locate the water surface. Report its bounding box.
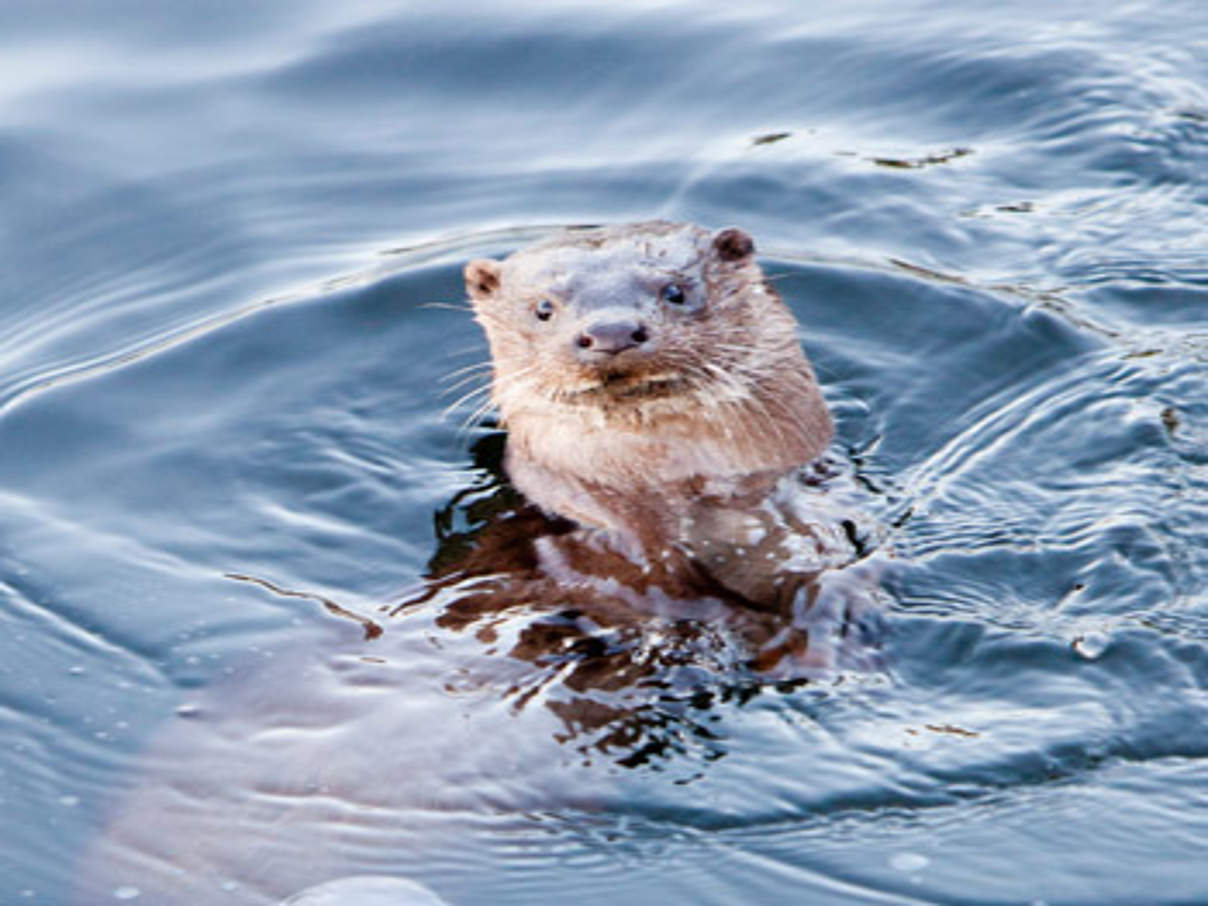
[1,1,1206,904]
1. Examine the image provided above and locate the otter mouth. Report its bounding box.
[564,372,690,403]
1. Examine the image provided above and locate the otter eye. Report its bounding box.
[660,283,687,305]
[534,299,555,322]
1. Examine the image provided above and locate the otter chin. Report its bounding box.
[465,220,835,550]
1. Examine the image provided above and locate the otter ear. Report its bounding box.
[464,259,503,301]
[711,228,755,263]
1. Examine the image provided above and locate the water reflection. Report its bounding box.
[6,0,1201,898]
[390,429,886,769]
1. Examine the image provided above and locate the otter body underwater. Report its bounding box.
[74,222,884,906]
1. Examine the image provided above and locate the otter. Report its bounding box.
[464,221,833,553]
[74,224,882,906]
[459,221,867,619]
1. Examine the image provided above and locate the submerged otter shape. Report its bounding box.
[465,221,834,554]
[73,225,872,906]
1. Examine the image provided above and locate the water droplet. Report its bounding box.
[1072,632,1109,660]
[890,852,929,872]
[113,887,141,900]
[59,795,80,807]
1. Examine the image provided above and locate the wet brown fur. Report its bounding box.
[464,220,834,550]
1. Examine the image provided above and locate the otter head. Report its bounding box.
[464,221,833,529]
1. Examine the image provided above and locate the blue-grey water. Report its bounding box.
[2,1,1207,904]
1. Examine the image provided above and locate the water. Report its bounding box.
[2,1,1206,903]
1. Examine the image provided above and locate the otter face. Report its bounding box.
[465,221,801,425]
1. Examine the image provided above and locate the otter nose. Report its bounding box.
[574,320,650,357]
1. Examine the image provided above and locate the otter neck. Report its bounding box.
[501,373,833,542]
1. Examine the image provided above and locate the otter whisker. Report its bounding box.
[486,365,544,414]
[443,341,495,361]
[443,363,542,422]
[455,366,544,436]
[440,371,493,398]
[458,396,500,436]
[439,360,495,383]
[698,361,791,452]
[419,301,475,312]
[691,354,803,453]
[442,384,493,422]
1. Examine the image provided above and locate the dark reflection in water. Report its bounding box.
[74,390,891,906]
[391,430,886,770]
[75,465,886,905]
